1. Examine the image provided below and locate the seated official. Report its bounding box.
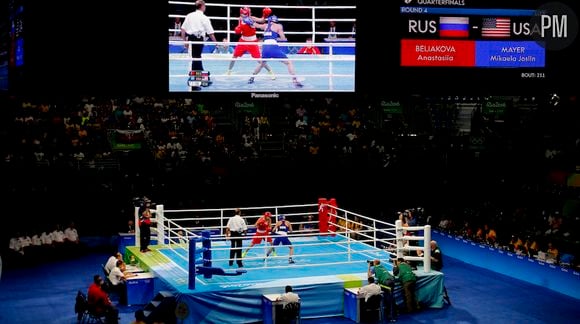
[327,20,337,39]
[108,260,136,305]
[126,220,135,234]
[64,222,80,244]
[213,38,233,54]
[358,276,384,323]
[358,276,381,302]
[87,275,119,324]
[300,215,317,233]
[62,221,82,256]
[105,252,123,274]
[297,38,321,55]
[277,285,300,323]
[277,284,300,304]
[51,225,66,251]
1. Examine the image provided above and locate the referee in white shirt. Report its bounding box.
[180,0,217,71]
[226,208,247,267]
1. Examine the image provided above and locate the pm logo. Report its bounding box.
[531,1,578,50]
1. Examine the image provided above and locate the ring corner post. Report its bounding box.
[188,236,196,290]
[328,198,337,237]
[202,230,212,271]
[424,225,431,273]
[156,204,165,245]
[395,219,404,260]
[134,206,141,248]
[318,198,329,236]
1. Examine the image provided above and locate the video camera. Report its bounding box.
[132,197,145,207]
[132,196,154,208]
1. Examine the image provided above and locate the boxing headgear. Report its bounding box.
[262,7,272,18]
[264,211,272,218]
[278,214,285,221]
[268,15,279,23]
[240,6,251,16]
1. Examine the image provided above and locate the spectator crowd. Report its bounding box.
[1,93,578,269]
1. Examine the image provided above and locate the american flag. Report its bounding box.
[481,17,511,38]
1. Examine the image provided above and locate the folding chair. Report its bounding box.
[361,293,384,323]
[74,290,106,324]
[282,301,301,324]
[101,264,109,277]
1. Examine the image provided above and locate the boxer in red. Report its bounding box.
[242,211,274,258]
[226,6,276,81]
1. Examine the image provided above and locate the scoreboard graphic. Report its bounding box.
[399,3,577,68]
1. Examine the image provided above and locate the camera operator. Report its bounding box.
[368,259,397,322]
[403,209,417,231]
[414,207,425,225]
[393,258,419,313]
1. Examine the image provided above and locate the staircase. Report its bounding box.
[143,291,177,324]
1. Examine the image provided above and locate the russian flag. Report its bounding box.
[439,17,469,38]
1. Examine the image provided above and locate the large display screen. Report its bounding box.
[373,0,579,95]
[0,16,8,92]
[9,0,24,68]
[9,0,577,97]
[168,1,356,93]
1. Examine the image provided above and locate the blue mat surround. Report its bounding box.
[173,272,443,323]
[432,230,580,300]
[127,235,445,323]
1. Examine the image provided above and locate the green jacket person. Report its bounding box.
[394,258,419,313]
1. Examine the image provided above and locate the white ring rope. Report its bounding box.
[136,203,433,276]
[168,1,356,39]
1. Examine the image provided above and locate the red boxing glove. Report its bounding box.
[235,17,242,34]
[262,7,272,18]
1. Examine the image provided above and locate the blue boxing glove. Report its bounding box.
[242,16,254,26]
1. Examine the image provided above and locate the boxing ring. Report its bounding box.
[128,199,445,323]
[168,2,356,92]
